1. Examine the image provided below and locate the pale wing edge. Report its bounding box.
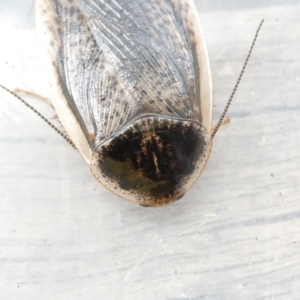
[187,0,213,132]
[36,0,92,163]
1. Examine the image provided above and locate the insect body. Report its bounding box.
[36,0,213,206]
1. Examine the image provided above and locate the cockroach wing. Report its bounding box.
[36,0,135,162]
[75,0,212,130]
[37,0,213,206]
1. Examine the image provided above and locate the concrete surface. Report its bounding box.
[0,1,300,299]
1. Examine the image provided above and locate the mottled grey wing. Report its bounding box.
[37,0,133,156]
[75,0,203,122]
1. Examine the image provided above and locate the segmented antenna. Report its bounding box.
[211,19,264,138]
[0,84,76,149]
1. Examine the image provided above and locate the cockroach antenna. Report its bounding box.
[0,84,76,149]
[211,19,264,139]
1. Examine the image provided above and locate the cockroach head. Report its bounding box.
[91,116,211,206]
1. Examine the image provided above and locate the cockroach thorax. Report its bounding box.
[90,116,211,206]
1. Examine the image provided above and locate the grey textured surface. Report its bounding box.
[1,1,300,299]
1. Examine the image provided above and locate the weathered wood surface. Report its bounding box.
[0,1,300,299]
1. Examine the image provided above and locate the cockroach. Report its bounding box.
[1,0,263,206]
